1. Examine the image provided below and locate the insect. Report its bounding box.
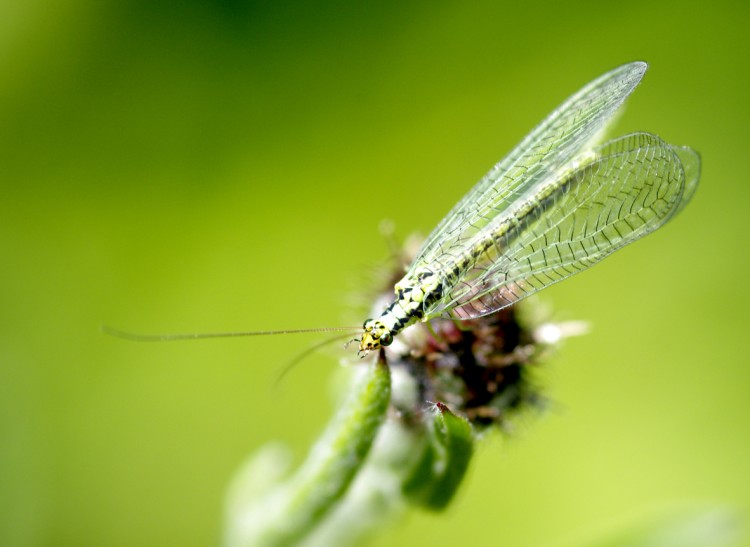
[106,62,699,356]
[357,61,699,356]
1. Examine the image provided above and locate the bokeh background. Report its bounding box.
[2,1,748,545]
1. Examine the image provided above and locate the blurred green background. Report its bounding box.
[1,0,748,545]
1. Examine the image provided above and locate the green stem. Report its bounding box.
[226,354,391,547]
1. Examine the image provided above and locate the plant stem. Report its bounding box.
[225,353,391,547]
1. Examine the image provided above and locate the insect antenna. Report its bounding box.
[101,325,360,342]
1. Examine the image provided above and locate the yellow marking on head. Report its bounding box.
[358,319,393,357]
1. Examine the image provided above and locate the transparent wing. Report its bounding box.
[671,145,701,216]
[406,62,648,278]
[422,132,699,320]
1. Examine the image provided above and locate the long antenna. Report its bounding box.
[101,325,360,342]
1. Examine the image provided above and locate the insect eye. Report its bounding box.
[363,318,373,329]
[379,332,393,346]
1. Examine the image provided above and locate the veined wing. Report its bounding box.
[423,132,700,320]
[405,62,647,279]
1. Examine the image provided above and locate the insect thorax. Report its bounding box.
[361,244,493,355]
[389,267,442,327]
[359,268,443,355]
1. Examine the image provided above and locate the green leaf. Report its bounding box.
[403,402,474,511]
[561,504,743,547]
